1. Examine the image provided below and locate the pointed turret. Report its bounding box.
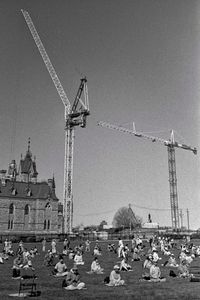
[19,138,38,183]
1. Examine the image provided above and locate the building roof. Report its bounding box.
[0,180,58,200]
[19,139,38,177]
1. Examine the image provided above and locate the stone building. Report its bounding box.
[0,141,60,234]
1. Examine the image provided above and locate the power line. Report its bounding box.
[76,209,114,217]
[131,202,171,211]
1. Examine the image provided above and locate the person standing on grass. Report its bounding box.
[51,239,57,254]
[85,239,91,252]
[4,239,9,254]
[118,238,124,258]
[42,237,46,252]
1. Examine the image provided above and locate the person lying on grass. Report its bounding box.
[52,255,68,277]
[106,265,125,286]
[62,265,85,290]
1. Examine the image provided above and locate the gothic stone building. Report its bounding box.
[0,143,60,234]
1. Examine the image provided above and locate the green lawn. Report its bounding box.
[1,239,200,299]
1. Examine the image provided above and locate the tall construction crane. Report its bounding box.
[98,121,197,230]
[21,9,90,234]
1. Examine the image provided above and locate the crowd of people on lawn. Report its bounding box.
[1,234,200,293]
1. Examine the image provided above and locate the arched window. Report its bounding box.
[44,202,52,231]
[24,204,30,230]
[9,203,14,214]
[8,204,15,230]
[24,204,29,215]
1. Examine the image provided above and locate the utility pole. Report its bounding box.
[179,209,183,230]
[186,208,190,232]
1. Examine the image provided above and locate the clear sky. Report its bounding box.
[0,0,200,229]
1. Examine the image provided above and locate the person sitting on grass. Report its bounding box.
[53,255,68,277]
[152,249,162,263]
[121,244,129,260]
[74,251,84,265]
[93,244,102,256]
[143,254,153,270]
[162,253,178,267]
[132,245,141,261]
[142,261,166,282]
[120,258,132,271]
[185,254,195,266]
[12,254,23,279]
[178,259,193,278]
[68,249,75,260]
[89,257,104,274]
[0,253,4,264]
[149,261,166,282]
[107,243,116,253]
[62,265,85,290]
[20,260,37,280]
[44,250,54,266]
[106,265,125,286]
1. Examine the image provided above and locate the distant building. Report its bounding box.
[0,140,60,234]
[142,222,159,229]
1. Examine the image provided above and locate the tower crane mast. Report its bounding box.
[98,121,197,230]
[21,9,90,234]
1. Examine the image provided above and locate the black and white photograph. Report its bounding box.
[0,0,200,299]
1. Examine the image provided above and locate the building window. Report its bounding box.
[44,202,52,231]
[8,203,14,230]
[44,220,46,230]
[24,204,29,215]
[11,188,17,195]
[9,203,14,214]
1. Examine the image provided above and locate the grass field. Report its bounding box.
[1,239,200,299]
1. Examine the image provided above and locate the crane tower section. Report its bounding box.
[98,121,197,230]
[21,9,90,234]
